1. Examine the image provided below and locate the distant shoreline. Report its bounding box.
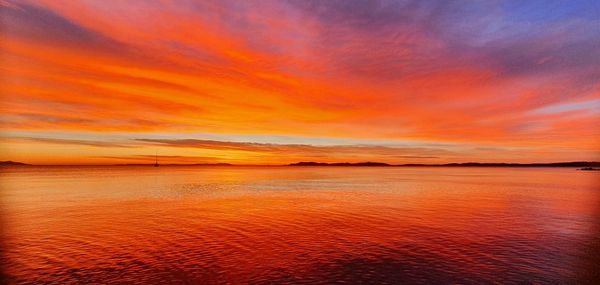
[288,161,600,168]
[2,160,599,168]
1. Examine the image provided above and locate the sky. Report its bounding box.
[1,0,599,165]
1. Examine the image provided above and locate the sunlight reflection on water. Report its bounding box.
[1,166,598,284]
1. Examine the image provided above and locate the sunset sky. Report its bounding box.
[1,0,599,165]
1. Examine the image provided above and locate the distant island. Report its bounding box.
[289,161,600,167]
[289,162,390,166]
[0,161,31,166]
[0,161,232,167]
[578,167,600,171]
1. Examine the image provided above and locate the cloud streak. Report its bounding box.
[135,138,449,158]
[10,137,135,148]
[1,0,598,164]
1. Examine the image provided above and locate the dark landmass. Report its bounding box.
[403,162,600,167]
[289,162,390,166]
[578,167,600,171]
[0,161,30,166]
[289,161,600,167]
[0,161,233,167]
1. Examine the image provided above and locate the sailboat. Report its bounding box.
[154,152,159,167]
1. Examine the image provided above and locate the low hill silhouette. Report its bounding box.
[290,162,390,166]
[0,161,30,166]
[289,161,600,167]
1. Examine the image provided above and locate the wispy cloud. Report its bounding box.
[1,0,598,164]
[94,155,222,163]
[8,137,136,148]
[135,138,451,157]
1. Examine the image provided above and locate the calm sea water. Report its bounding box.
[1,166,598,284]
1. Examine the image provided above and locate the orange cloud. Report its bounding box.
[1,1,598,164]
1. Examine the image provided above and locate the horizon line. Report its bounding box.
[2,161,599,167]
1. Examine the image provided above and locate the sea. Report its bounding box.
[1,166,598,284]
